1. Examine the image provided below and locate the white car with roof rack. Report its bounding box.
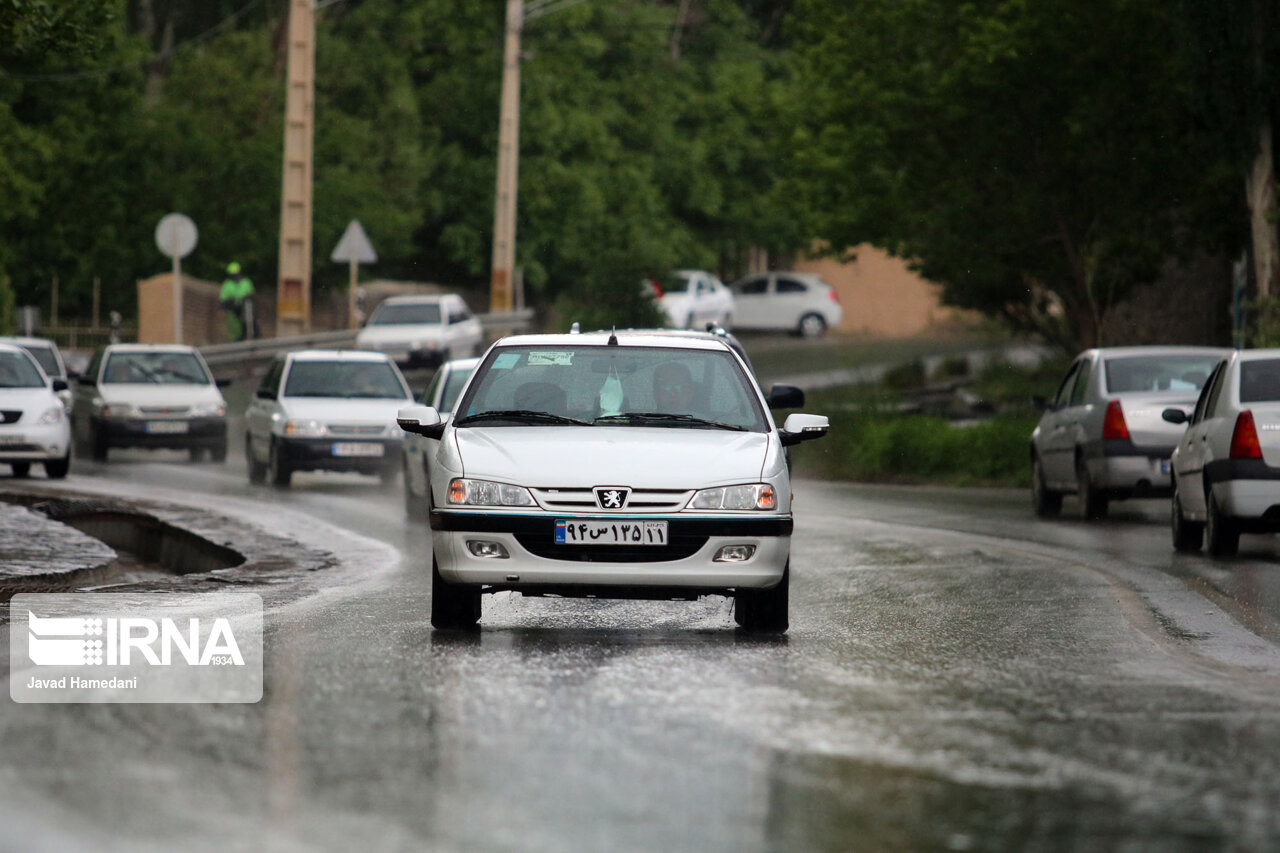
[396,330,829,633]
[245,349,413,487]
[0,342,71,478]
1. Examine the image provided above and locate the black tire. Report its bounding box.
[379,465,399,486]
[188,446,206,462]
[268,440,292,487]
[736,564,789,634]
[1171,488,1204,552]
[246,434,267,485]
[1205,490,1239,557]
[91,423,108,462]
[431,557,481,630]
[1031,455,1062,517]
[43,454,70,480]
[10,462,30,478]
[798,312,827,339]
[1076,457,1108,520]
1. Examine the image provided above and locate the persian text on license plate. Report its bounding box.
[145,421,188,434]
[555,520,668,546]
[332,442,384,457]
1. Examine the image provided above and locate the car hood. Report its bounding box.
[452,426,770,488]
[0,387,62,417]
[97,384,225,407]
[281,397,410,425]
[356,325,445,345]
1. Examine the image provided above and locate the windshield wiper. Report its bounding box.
[456,409,591,426]
[594,412,747,431]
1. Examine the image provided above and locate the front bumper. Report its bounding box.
[0,421,71,461]
[99,417,226,450]
[278,436,402,473]
[430,510,792,591]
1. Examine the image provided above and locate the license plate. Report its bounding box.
[145,421,188,434]
[332,442,384,457]
[0,434,27,445]
[555,519,668,545]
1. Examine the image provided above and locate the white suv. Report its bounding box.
[355,293,484,367]
[397,331,829,633]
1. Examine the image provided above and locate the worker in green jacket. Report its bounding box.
[220,262,255,342]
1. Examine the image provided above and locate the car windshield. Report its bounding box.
[1103,354,1220,394]
[284,360,408,399]
[439,366,476,414]
[102,351,209,385]
[22,345,61,378]
[370,302,442,326]
[1239,359,1280,403]
[454,344,767,431]
[0,350,46,388]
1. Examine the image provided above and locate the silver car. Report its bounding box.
[1030,346,1228,519]
[1166,348,1280,555]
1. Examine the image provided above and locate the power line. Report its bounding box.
[1,0,270,83]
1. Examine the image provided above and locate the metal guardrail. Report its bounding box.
[199,309,535,372]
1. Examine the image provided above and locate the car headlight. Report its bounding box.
[447,477,535,507]
[99,403,138,419]
[283,419,326,437]
[689,484,777,511]
[36,405,65,425]
[190,403,226,417]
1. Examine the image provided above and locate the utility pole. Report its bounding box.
[277,0,316,335]
[489,0,523,314]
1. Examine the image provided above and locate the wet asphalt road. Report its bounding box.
[2,439,1280,851]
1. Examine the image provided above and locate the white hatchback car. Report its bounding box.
[0,343,71,478]
[396,331,829,633]
[71,344,228,462]
[245,350,413,487]
[1166,348,1280,555]
[1030,346,1229,519]
[649,270,735,330]
[403,356,480,518]
[355,293,484,367]
[729,271,844,338]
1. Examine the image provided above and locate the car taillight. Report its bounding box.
[1230,410,1263,459]
[826,287,840,303]
[1102,400,1129,440]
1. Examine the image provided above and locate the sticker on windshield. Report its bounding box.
[492,353,521,370]
[528,351,574,366]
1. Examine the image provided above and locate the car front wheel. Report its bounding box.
[44,454,70,480]
[1171,488,1204,552]
[268,440,292,487]
[1205,490,1239,557]
[735,564,789,634]
[246,434,267,485]
[431,557,480,630]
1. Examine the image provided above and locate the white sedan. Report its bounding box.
[1167,348,1280,555]
[397,331,828,633]
[650,270,735,329]
[729,271,844,338]
[0,343,71,478]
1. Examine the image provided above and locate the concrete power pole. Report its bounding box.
[489,0,523,314]
[277,0,316,335]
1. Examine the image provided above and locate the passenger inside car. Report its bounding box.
[653,362,696,414]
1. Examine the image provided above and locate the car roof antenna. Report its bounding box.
[607,327,618,347]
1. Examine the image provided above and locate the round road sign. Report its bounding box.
[155,213,198,259]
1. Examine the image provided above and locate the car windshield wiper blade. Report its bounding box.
[594,412,747,431]
[456,409,591,426]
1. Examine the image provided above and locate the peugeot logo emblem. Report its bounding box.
[594,487,630,509]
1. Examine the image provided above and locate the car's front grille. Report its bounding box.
[328,424,386,437]
[531,487,692,512]
[514,533,707,563]
[139,406,190,415]
[0,411,21,424]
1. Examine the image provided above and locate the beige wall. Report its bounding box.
[137,273,228,345]
[793,245,964,337]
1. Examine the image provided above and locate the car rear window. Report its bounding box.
[23,345,61,377]
[1239,359,1280,403]
[1102,355,1220,394]
[439,367,476,414]
[370,303,442,325]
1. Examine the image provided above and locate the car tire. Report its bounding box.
[431,557,480,630]
[1031,455,1062,517]
[90,423,108,462]
[798,313,827,339]
[1205,490,1239,557]
[43,454,70,480]
[189,446,205,462]
[246,434,268,485]
[1170,488,1204,552]
[268,440,292,488]
[735,564,789,634]
[404,466,429,520]
[1076,457,1108,520]
[10,462,30,478]
[379,465,399,485]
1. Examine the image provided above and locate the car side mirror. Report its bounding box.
[51,378,69,392]
[255,388,276,400]
[766,384,805,410]
[398,404,445,439]
[779,413,829,447]
[1161,407,1189,425]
